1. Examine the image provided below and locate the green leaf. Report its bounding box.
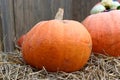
[117,6,120,10]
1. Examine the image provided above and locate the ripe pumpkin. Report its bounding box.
[82,10,120,57]
[21,19,92,72]
[17,35,25,47]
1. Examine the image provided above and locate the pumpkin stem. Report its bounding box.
[55,8,64,20]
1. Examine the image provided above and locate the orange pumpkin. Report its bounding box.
[22,20,92,72]
[17,35,25,47]
[82,10,120,57]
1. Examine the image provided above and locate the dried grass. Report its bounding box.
[0,51,120,80]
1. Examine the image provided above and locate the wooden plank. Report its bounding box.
[23,0,53,32]
[0,15,2,51]
[15,0,52,38]
[14,0,25,39]
[23,0,31,33]
[63,0,72,19]
[1,0,15,52]
[0,0,2,51]
[50,0,72,19]
[0,19,2,51]
[72,0,100,21]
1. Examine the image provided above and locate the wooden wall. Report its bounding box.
[14,0,72,39]
[72,0,100,21]
[0,0,99,52]
[0,1,2,51]
[1,0,15,52]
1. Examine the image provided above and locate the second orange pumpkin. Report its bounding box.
[82,10,120,57]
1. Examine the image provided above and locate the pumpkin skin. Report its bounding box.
[82,10,120,57]
[22,20,92,72]
[17,35,25,47]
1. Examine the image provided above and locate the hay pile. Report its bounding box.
[0,51,120,80]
